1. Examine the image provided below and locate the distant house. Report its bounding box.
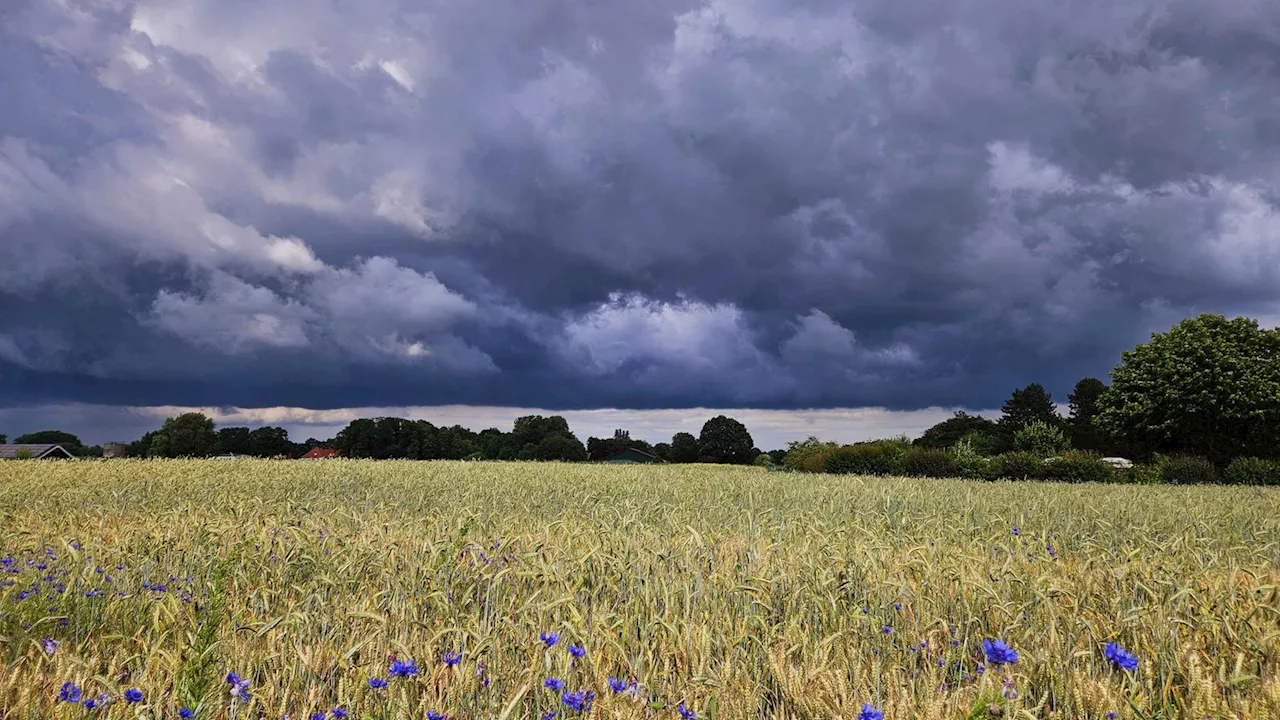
[300,447,339,459]
[102,443,128,458]
[602,447,664,464]
[0,444,75,460]
[211,453,252,460]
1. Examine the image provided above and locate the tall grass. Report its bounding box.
[1,460,1277,718]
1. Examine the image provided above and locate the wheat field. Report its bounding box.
[0,460,1277,719]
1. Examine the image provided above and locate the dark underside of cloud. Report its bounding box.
[2,0,1279,413]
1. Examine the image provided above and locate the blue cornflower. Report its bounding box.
[1104,642,1138,672]
[178,709,195,719]
[58,682,82,703]
[42,637,59,654]
[540,631,560,648]
[881,625,892,634]
[1105,713,1117,719]
[983,639,1019,665]
[369,677,388,689]
[331,709,349,719]
[1012,527,1021,536]
[310,714,325,720]
[893,603,902,611]
[84,697,101,710]
[225,672,241,685]
[567,645,585,659]
[544,677,565,691]
[389,659,420,677]
[560,689,596,713]
[427,713,446,720]
[857,704,884,720]
[124,688,143,703]
[608,677,628,693]
[442,651,462,667]
[678,703,696,719]
[229,676,252,700]
[540,713,557,720]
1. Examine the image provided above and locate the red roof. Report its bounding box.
[301,447,339,459]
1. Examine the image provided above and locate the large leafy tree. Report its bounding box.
[697,415,755,464]
[1067,378,1108,452]
[668,432,700,463]
[1096,314,1280,464]
[217,427,252,456]
[248,426,293,458]
[914,412,998,449]
[159,413,219,458]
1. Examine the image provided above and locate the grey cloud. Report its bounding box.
[2,0,1280,422]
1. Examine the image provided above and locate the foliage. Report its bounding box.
[782,437,839,472]
[587,430,655,462]
[1222,457,1280,487]
[997,383,1061,436]
[697,415,755,464]
[914,412,998,449]
[1040,452,1115,484]
[14,430,83,450]
[902,447,956,478]
[1013,420,1069,458]
[752,453,775,467]
[157,413,220,458]
[1096,313,1280,465]
[823,441,905,476]
[998,452,1045,480]
[952,439,997,480]
[668,433,700,464]
[1160,455,1219,485]
[1,461,1277,718]
[1067,378,1108,452]
[15,447,33,460]
[958,430,1003,457]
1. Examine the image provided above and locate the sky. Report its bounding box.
[2,0,1279,447]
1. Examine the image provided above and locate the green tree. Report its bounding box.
[668,432,700,463]
[1014,420,1069,457]
[158,413,219,458]
[248,426,293,457]
[217,427,252,456]
[1096,313,1280,465]
[1067,378,1108,452]
[998,383,1060,435]
[782,436,839,471]
[914,412,998,449]
[0,433,7,443]
[697,415,755,464]
[15,430,85,454]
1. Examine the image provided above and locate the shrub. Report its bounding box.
[1013,421,1069,458]
[1118,464,1163,485]
[1222,457,1280,486]
[1161,455,1218,485]
[823,442,905,476]
[902,447,957,478]
[784,437,839,472]
[1041,451,1115,484]
[998,452,1045,480]
[952,439,998,480]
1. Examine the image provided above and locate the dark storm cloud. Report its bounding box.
[2,0,1280,420]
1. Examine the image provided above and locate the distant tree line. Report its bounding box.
[5,313,1276,483]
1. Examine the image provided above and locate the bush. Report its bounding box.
[784,437,840,472]
[998,452,1045,480]
[1118,464,1163,485]
[1013,421,1069,457]
[1161,455,1219,485]
[823,442,905,476]
[902,447,957,478]
[952,439,998,480]
[1222,457,1280,486]
[1041,451,1115,484]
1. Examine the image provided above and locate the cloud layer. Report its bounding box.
[3,0,1279,418]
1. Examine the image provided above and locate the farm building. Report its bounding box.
[601,447,664,464]
[300,447,340,459]
[0,444,75,460]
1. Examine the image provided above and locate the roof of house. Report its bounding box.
[0,444,75,459]
[602,447,664,463]
[301,447,339,459]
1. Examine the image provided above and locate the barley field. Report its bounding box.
[1,461,1277,719]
